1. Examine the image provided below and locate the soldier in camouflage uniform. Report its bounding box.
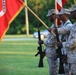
[51,8,73,55]
[44,29,58,75]
[50,8,73,75]
[65,5,76,75]
[38,9,58,75]
[57,8,73,75]
[57,5,76,75]
[65,23,76,75]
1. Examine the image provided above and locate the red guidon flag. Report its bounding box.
[0,0,25,41]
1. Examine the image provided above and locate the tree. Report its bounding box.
[6,0,76,34]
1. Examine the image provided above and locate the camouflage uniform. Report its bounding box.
[57,8,73,75]
[57,8,73,55]
[63,22,76,75]
[44,24,58,75]
[58,20,72,55]
[58,19,72,75]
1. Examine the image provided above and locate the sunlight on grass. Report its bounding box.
[0,51,35,54]
[0,37,49,75]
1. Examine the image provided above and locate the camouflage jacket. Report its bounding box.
[63,22,76,63]
[58,20,72,41]
[44,24,57,58]
[58,20,73,54]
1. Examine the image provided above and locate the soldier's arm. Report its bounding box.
[58,24,73,35]
[62,37,76,50]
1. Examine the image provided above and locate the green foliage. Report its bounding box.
[7,0,76,34]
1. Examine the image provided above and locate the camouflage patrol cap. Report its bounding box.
[70,5,76,12]
[58,8,70,15]
[46,9,55,17]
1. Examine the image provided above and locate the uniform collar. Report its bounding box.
[63,20,71,26]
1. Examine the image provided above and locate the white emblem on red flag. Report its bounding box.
[0,0,25,41]
[0,0,6,17]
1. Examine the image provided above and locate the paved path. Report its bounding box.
[3,37,37,41]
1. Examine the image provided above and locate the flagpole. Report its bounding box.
[24,0,29,36]
[55,0,58,27]
[55,0,58,14]
[24,4,49,29]
[24,2,56,36]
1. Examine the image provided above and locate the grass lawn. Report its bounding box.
[0,36,49,75]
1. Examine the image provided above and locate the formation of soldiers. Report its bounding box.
[38,4,76,75]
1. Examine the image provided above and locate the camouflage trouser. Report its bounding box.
[60,63,76,75]
[60,63,69,75]
[68,63,76,75]
[57,57,69,75]
[47,57,58,75]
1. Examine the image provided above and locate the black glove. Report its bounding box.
[62,55,67,63]
[38,40,44,44]
[42,51,46,59]
[56,42,62,47]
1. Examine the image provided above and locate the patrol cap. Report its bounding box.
[70,5,76,12]
[58,8,70,15]
[46,9,55,17]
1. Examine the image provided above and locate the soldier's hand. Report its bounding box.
[56,42,62,47]
[62,55,67,63]
[42,51,46,59]
[38,40,44,44]
[48,28,55,32]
